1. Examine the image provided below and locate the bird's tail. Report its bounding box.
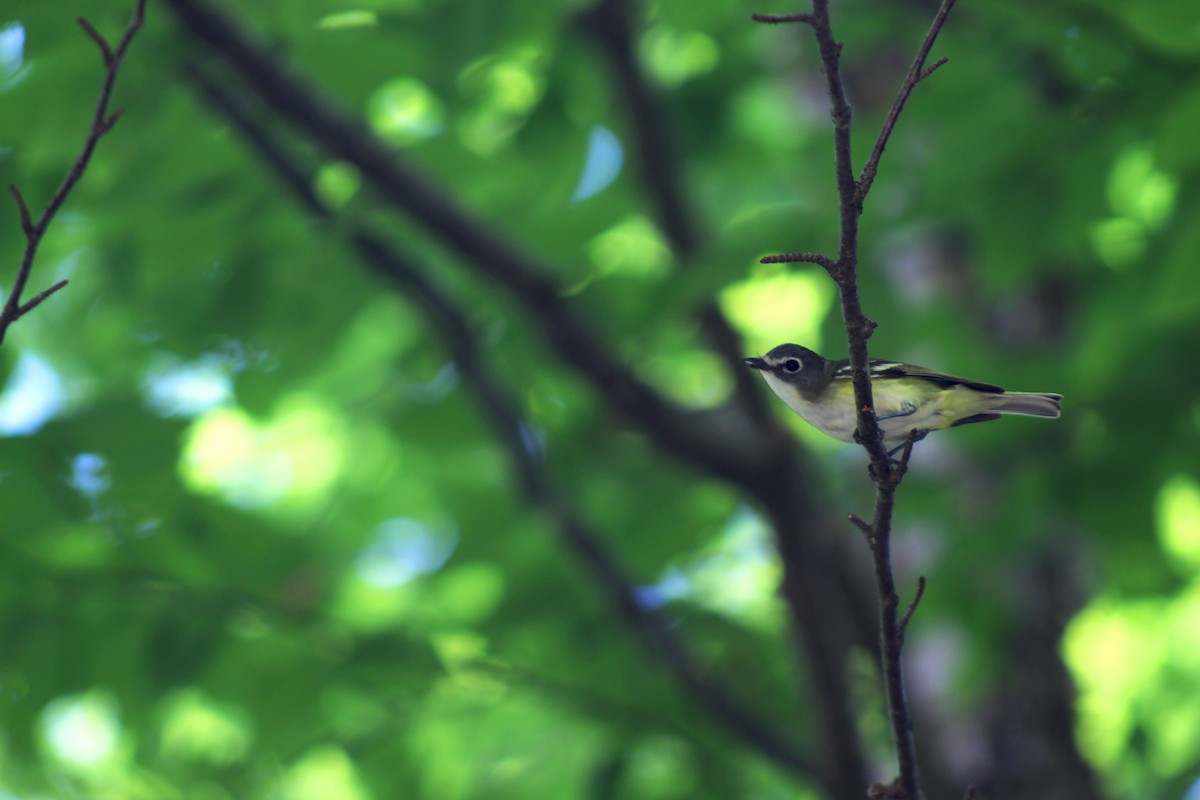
[992,391,1062,418]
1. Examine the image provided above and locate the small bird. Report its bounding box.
[744,343,1062,452]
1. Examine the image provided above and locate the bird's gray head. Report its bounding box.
[743,343,831,395]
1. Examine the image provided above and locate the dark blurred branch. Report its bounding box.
[573,0,767,417]
[184,61,825,787]
[978,549,1104,799]
[757,1,957,798]
[0,0,146,346]
[574,0,697,256]
[162,0,786,495]
[577,1,869,793]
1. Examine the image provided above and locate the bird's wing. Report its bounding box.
[832,359,1005,394]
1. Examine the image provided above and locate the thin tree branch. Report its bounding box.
[764,2,959,797]
[899,576,927,644]
[805,0,897,479]
[8,186,32,237]
[0,0,146,346]
[752,13,815,26]
[848,512,873,539]
[919,56,949,83]
[760,251,838,273]
[16,279,70,317]
[857,0,958,204]
[184,62,823,786]
[863,448,920,796]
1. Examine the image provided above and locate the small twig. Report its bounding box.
[918,56,949,83]
[101,108,126,134]
[8,186,32,237]
[856,0,957,205]
[16,280,70,317]
[899,576,926,644]
[848,512,873,541]
[884,428,922,488]
[760,251,837,273]
[752,12,815,25]
[77,17,115,66]
[0,0,147,346]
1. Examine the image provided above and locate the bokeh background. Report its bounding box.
[1,0,1198,798]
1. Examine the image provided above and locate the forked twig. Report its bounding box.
[848,512,874,541]
[0,0,147,345]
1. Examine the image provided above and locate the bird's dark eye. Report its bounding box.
[783,359,802,373]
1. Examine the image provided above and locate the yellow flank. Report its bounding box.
[762,372,1005,446]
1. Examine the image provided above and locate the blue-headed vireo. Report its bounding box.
[743,343,1061,451]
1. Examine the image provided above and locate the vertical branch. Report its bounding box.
[756,2,957,798]
[809,0,891,475]
[0,0,147,345]
[864,434,921,794]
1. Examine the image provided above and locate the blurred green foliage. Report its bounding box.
[1,1,1198,798]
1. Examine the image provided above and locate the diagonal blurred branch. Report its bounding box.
[1,0,147,345]
[573,0,768,416]
[183,61,827,787]
[162,0,790,494]
[574,0,697,257]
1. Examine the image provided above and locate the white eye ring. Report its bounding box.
[783,359,801,373]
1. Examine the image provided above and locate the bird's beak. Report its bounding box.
[743,357,768,371]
